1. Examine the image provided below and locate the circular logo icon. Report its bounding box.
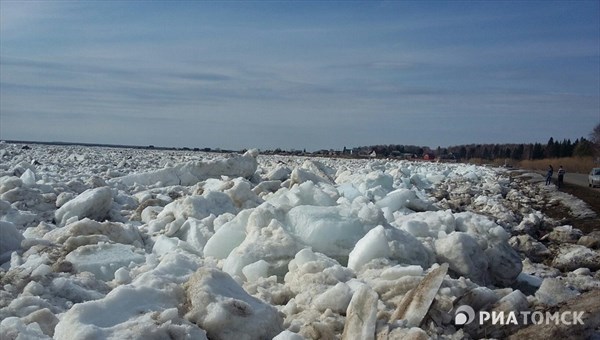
[455,305,476,325]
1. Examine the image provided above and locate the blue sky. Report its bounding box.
[1,1,598,151]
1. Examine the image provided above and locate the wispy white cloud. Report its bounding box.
[1,1,598,150]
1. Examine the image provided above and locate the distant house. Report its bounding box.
[423,153,436,161]
[357,149,376,158]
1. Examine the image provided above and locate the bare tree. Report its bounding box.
[592,122,600,157]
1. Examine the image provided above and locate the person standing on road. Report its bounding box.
[557,165,565,188]
[546,165,554,185]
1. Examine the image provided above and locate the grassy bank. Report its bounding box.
[516,157,596,174]
[465,156,596,174]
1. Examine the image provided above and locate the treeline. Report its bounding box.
[355,137,596,161]
[445,137,595,161]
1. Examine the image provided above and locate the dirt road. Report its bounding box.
[531,170,599,232]
[536,171,598,190]
[558,172,597,189]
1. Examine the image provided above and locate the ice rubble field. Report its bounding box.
[0,143,599,339]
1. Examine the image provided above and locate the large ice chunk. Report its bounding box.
[313,282,353,313]
[266,166,292,181]
[348,225,433,272]
[54,187,113,227]
[393,210,456,238]
[157,191,236,223]
[0,221,24,263]
[110,150,258,187]
[224,218,299,281]
[1,317,51,339]
[286,205,373,258]
[171,217,213,255]
[44,218,143,249]
[65,243,146,281]
[391,263,448,327]
[284,248,355,303]
[268,181,338,211]
[0,176,22,194]
[290,167,331,186]
[535,277,579,306]
[184,267,284,340]
[225,178,263,209]
[204,209,252,259]
[435,232,489,285]
[552,244,600,271]
[341,285,378,340]
[348,225,390,272]
[20,168,37,186]
[453,212,523,286]
[54,285,206,340]
[376,189,437,222]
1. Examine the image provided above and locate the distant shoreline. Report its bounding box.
[0,140,236,153]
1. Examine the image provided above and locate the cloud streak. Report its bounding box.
[1,1,598,150]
